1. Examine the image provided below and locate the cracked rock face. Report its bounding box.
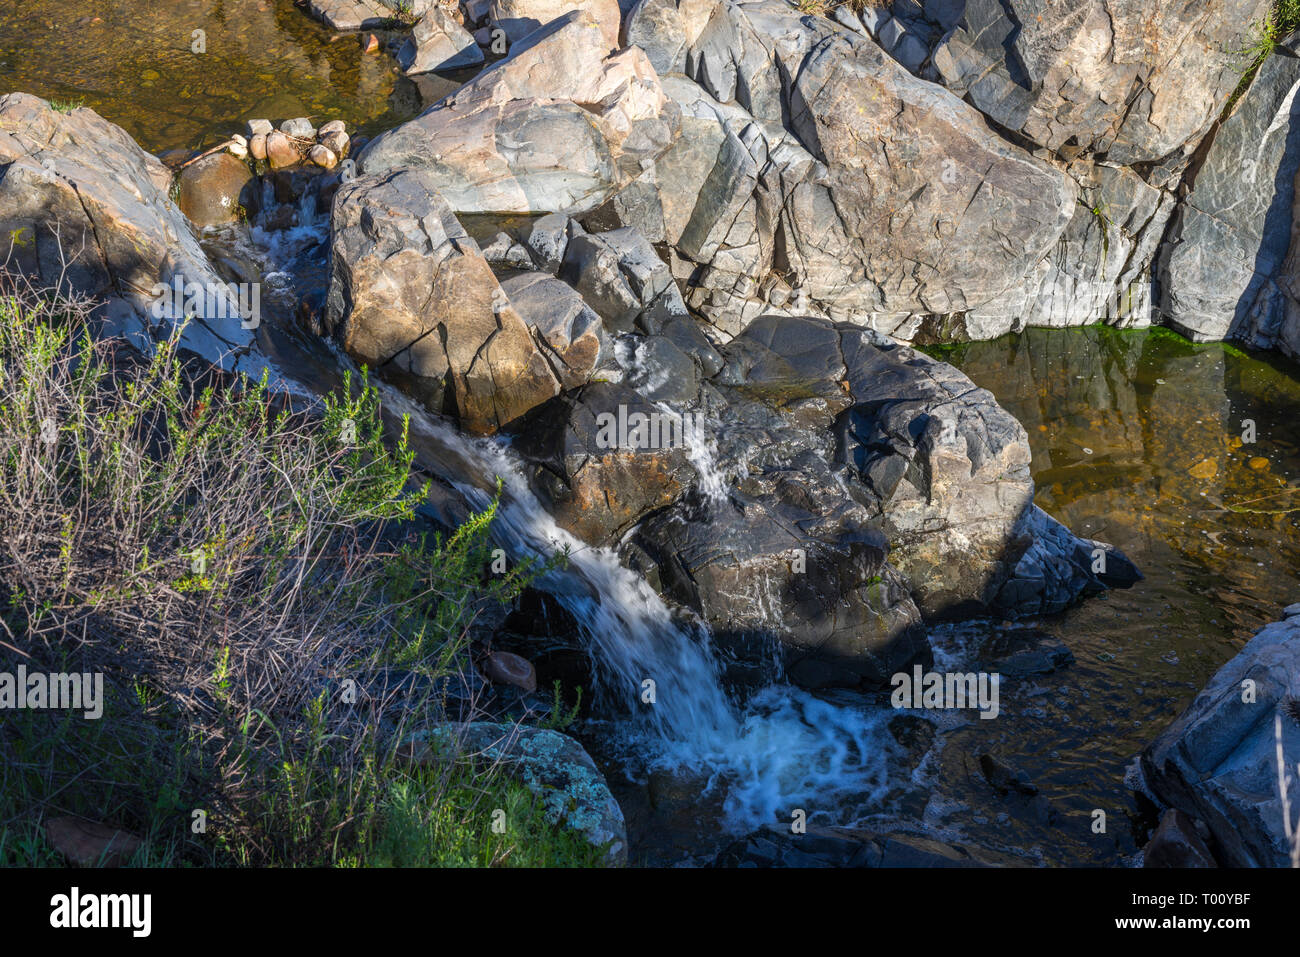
[954,162,1175,340]
[486,0,624,46]
[1158,33,1300,353]
[0,92,269,379]
[509,309,1137,688]
[780,23,1076,320]
[605,2,1077,336]
[926,0,1270,165]
[359,9,680,216]
[324,168,560,434]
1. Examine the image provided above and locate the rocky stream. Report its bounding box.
[2,0,1299,867]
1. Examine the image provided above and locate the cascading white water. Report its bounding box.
[390,392,908,832]
[218,199,912,835]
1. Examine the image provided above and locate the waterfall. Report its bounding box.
[390,392,906,832]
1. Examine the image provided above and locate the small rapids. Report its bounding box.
[205,180,921,842]
[390,398,905,833]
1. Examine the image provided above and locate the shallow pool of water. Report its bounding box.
[916,325,1300,862]
[0,0,425,152]
[599,324,1300,866]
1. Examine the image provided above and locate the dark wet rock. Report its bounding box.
[621,334,700,403]
[888,713,937,774]
[360,10,680,216]
[981,627,1075,678]
[398,5,485,74]
[978,753,1039,798]
[1141,609,1300,867]
[926,0,1268,164]
[0,93,267,378]
[174,152,255,228]
[714,824,1009,867]
[1157,33,1300,356]
[510,381,700,544]
[624,477,928,689]
[324,168,559,434]
[401,722,627,864]
[507,312,1136,687]
[1143,808,1217,868]
[829,322,1136,617]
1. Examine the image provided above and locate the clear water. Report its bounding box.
[0,0,426,152]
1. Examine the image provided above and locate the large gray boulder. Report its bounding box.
[780,22,1076,322]
[956,162,1175,340]
[0,93,269,379]
[324,168,559,434]
[927,0,1270,164]
[1157,33,1300,352]
[360,9,679,216]
[397,5,485,74]
[1141,606,1300,867]
[607,3,1076,335]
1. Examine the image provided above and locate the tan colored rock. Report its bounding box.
[325,168,559,434]
[308,144,338,169]
[249,132,268,161]
[318,129,349,158]
[482,650,538,692]
[265,130,299,169]
[175,152,254,227]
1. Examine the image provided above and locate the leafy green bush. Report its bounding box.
[0,278,590,867]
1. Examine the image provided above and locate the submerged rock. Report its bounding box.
[174,152,255,228]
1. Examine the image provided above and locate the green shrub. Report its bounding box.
[0,277,589,867]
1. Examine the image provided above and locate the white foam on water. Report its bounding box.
[384,387,907,833]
